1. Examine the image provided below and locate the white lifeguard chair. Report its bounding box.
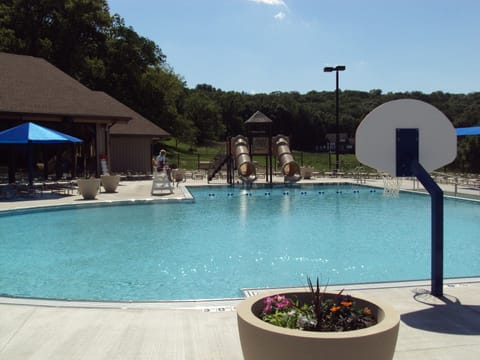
[151,167,173,195]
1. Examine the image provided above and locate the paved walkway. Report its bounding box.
[1,176,479,359]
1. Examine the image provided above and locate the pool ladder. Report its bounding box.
[352,166,367,184]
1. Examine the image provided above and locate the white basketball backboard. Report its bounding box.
[355,99,457,176]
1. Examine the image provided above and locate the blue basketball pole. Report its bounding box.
[396,128,444,297]
[412,162,444,297]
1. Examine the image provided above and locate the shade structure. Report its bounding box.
[0,122,82,143]
[0,122,83,184]
[456,126,480,136]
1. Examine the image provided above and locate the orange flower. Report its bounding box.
[340,301,353,307]
[363,307,372,315]
[330,306,341,312]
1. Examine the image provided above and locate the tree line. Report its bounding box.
[1,1,479,172]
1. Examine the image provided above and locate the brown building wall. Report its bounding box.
[110,136,152,174]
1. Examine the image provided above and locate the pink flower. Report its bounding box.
[263,296,275,313]
[276,300,291,310]
[264,296,274,306]
[262,295,293,313]
[273,295,292,310]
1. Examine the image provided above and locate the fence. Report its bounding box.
[165,150,364,173]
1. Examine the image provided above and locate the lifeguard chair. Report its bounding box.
[151,167,172,195]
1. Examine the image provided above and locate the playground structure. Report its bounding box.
[206,111,301,184]
[228,135,301,184]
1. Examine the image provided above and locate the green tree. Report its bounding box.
[183,91,224,144]
[98,15,165,105]
[217,91,246,137]
[457,136,480,172]
[0,0,57,57]
[50,0,111,83]
[0,0,111,84]
[138,66,186,134]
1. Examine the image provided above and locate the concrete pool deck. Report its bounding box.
[1,176,479,359]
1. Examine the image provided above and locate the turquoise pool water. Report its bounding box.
[0,184,479,301]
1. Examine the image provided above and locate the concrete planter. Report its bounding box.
[301,166,314,179]
[77,178,101,200]
[237,288,400,360]
[101,175,121,193]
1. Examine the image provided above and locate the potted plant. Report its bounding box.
[100,174,121,193]
[237,278,400,360]
[77,177,101,200]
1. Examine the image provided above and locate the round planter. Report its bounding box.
[101,175,120,193]
[237,288,400,360]
[77,178,101,200]
[301,166,313,179]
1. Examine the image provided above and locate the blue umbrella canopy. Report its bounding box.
[0,122,82,185]
[0,122,82,143]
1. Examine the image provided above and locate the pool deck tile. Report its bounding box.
[1,176,479,359]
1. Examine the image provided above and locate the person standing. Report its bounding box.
[156,149,167,172]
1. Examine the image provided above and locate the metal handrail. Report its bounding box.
[351,166,367,184]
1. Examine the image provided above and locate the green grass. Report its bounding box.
[156,139,367,172]
[291,152,365,173]
[154,139,225,169]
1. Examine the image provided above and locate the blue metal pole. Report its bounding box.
[396,128,444,297]
[411,161,444,297]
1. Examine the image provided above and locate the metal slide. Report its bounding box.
[274,136,301,182]
[233,136,256,183]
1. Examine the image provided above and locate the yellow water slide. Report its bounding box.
[232,136,256,183]
[274,135,301,182]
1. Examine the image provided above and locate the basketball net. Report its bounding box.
[382,175,402,198]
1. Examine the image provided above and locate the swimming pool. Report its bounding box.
[0,184,479,301]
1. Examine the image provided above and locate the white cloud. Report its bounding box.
[274,12,286,20]
[248,0,287,7]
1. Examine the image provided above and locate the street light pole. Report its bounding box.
[324,65,346,173]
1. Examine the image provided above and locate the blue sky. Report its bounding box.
[108,0,480,94]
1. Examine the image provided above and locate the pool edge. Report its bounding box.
[1,277,479,310]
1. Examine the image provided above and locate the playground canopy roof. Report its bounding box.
[245,111,273,124]
[456,126,480,136]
